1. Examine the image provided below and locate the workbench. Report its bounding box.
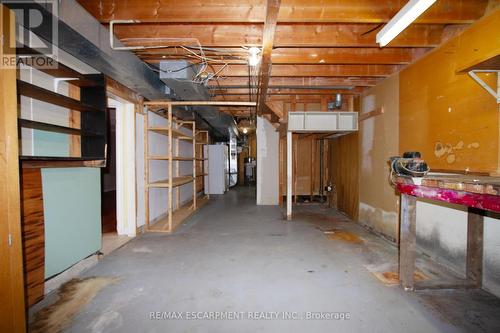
[396,174,500,291]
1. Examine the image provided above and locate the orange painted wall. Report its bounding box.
[400,8,500,174]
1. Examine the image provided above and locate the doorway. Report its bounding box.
[101,107,117,233]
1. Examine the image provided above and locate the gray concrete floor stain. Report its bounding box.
[36,186,500,332]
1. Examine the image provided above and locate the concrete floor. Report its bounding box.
[39,186,500,332]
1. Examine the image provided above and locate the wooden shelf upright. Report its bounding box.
[195,129,210,199]
[143,102,208,233]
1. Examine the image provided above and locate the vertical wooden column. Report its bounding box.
[0,4,26,331]
[144,108,150,230]
[175,122,180,209]
[192,123,197,209]
[168,104,173,232]
[466,208,484,288]
[293,134,298,204]
[68,83,81,157]
[399,193,417,291]
[278,136,284,205]
[286,131,292,220]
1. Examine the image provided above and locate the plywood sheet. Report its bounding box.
[400,10,500,174]
[330,132,359,220]
[20,168,45,306]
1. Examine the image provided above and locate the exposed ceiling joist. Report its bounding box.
[208,76,383,87]
[256,0,281,115]
[114,23,454,48]
[210,64,401,77]
[79,0,488,24]
[137,47,429,65]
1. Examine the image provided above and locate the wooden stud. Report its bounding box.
[168,104,173,232]
[68,83,81,157]
[399,194,417,291]
[192,122,197,210]
[466,208,484,288]
[175,122,180,210]
[0,4,26,330]
[286,130,292,220]
[144,108,150,231]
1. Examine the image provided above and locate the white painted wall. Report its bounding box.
[256,116,279,205]
[111,99,137,236]
[416,200,500,297]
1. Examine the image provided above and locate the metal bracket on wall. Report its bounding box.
[468,70,500,104]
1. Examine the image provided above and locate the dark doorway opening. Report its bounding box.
[101,107,116,233]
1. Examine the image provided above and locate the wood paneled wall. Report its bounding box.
[329,132,360,220]
[20,168,45,306]
[279,134,329,197]
[400,9,500,174]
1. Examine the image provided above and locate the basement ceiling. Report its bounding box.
[77,0,494,121]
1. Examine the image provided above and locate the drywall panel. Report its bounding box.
[484,214,500,297]
[257,116,279,205]
[416,200,500,298]
[359,74,400,241]
[400,9,500,173]
[42,168,101,278]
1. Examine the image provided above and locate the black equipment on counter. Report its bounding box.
[390,152,430,177]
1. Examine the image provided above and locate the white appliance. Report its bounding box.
[206,144,229,194]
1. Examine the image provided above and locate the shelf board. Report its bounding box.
[19,119,81,135]
[458,54,500,73]
[19,119,102,136]
[19,156,106,168]
[148,176,194,188]
[17,47,99,87]
[148,156,195,161]
[148,127,194,141]
[146,196,209,233]
[195,158,208,161]
[17,80,102,113]
[196,173,208,177]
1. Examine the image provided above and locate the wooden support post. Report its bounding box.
[175,123,180,210]
[193,123,197,210]
[466,208,484,288]
[144,108,150,230]
[168,104,173,232]
[286,131,292,220]
[400,194,417,291]
[278,137,284,205]
[293,134,298,204]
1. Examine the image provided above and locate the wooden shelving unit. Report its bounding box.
[195,130,210,189]
[144,102,210,233]
[17,72,107,167]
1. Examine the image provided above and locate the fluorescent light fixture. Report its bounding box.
[248,47,261,67]
[376,0,437,47]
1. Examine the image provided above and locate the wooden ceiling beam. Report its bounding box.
[115,23,450,48]
[138,47,428,65]
[210,76,382,87]
[78,0,488,24]
[212,88,365,95]
[208,64,400,77]
[256,0,281,115]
